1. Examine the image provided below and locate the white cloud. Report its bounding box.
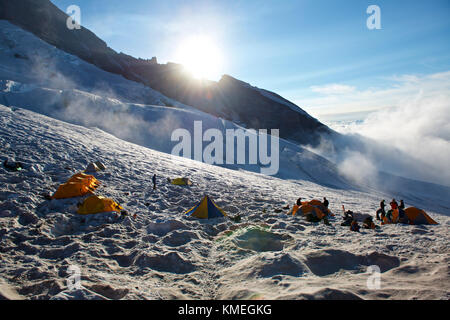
[297,71,450,116]
[345,93,450,186]
[308,71,450,187]
[337,151,378,185]
[310,83,356,95]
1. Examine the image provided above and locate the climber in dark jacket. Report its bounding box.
[376,200,386,220]
[398,200,409,224]
[323,197,329,208]
[152,174,157,190]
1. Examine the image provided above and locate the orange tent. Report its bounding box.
[67,172,99,189]
[292,199,332,219]
[292,201,310,216]
[51,172,100,199]
[308,199,323,206]
[382,207,438,225]
[52,182,95,199]
[300,203,326,219]
[68,172,99,183]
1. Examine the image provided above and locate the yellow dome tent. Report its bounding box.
[77,195,123,215]
[185,195,227,219]
[170,177,193,186]
[67,173,99,189]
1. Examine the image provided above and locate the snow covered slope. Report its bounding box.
[0,20,353,188]
[0,78,351,187]
[0,20,189,108]
[1,19,449,205]
[0,105,449,300]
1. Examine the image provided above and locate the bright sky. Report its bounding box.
[51,0,450,118]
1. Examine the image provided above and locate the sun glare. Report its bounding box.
[175,35,223,80]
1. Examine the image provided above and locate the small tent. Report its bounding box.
[383,207,438,225]
[52,182,95,199]
[67,172,99,189]
[300,203,327,219]
[170,177,193,186]
[51,172,100,199]
[307,199,332,215]
[77,195,123,215]
[185,195,227,219]
[293,199,331,219]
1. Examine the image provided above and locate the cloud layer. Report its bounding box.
[303,71,450,116]
[310,71,450,187]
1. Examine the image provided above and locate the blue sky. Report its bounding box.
[51,0,450,118]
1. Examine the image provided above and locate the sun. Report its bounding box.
[175,35,223,80]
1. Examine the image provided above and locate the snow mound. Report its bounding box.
[303,249,400,276]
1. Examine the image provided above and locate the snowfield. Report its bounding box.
[0,18,449,301]
[0,105,448,300]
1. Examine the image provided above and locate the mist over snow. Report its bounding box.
[341,94,449,186]
[307,72,450,189]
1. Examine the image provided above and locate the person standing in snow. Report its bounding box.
[291,197,302,216]
[323,197,329,208]
[398,200,408,224]
[152,174,157,190]
[376,199,386,220]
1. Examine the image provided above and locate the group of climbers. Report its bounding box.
[181,188,438,228]
[289,195,437,231]
[376,198,409,224]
